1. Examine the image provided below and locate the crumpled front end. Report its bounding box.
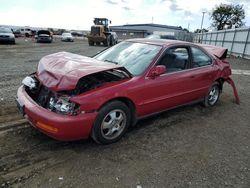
[16,83,97,141]
[16,52,131,140]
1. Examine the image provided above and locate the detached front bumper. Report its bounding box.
[16,86,97,141]
[226,77,240,104]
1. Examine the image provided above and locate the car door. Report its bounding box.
[138,45,197,116]
[186,46,216,99]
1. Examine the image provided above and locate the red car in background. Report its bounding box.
[16,39,239,144]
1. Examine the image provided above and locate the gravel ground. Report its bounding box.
[0,39,250,188]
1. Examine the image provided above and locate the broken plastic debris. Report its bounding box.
[58,177,63,180]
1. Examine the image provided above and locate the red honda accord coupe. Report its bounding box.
[16,39,239,144]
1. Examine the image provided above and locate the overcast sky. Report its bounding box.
[0,0,249,31]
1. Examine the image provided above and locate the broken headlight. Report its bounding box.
[49,96,80,115]
[22,76,38,90]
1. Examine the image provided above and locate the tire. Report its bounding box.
[88,40,94,46]
[104,36,110,47]
[110,36,115,46]
[92,101,131,144]
[203,82,220,107]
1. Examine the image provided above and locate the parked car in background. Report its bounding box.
[71,31,84,37]
[13,29,22,38]
[147,34,177,40]
[20,28,32,37]
[36,30,53,43]
[0,27,15,44]
[16,39,239,144]
[61,33,74,42]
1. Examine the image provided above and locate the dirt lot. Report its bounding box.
[0,38,250,188]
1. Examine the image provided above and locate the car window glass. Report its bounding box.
[158,47,189,73]
[191,47,212,67]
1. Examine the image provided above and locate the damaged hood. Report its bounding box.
[197,44,228,59]
[36,52,123,91]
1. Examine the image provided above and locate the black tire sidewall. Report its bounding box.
[88,40,94,46]
[110,36,114,46]
[92,101,131,144]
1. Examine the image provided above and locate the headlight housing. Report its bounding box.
[49,96,80,115]
[22,76,38,91]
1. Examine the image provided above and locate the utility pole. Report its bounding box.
[200,11,206,43]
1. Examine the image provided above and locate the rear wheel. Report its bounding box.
[203,82,220,107]
[92,101,131,144]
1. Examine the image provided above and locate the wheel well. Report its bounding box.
[215,78,225,91]
[98,97,137,126]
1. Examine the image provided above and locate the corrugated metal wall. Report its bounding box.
[194,27,250,59]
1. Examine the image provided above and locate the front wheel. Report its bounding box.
[91,101,131,144]
[103,36,110,47]
[203,82,220,107]
[110,36,115,46]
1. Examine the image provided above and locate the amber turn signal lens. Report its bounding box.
[36,121,58,133]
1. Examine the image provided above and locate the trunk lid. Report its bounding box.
[198,44,228,60]
[36,52,123,91]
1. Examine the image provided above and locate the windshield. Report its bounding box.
[0,28,12,33]
[94,42,162,76]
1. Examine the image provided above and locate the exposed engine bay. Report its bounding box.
[23,69,130,115]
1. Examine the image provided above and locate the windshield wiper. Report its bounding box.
[104,59,118,64]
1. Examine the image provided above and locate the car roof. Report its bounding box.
[125,38,228,59]
[126,38,192,47]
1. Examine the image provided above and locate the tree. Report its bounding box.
[211,4,245,30]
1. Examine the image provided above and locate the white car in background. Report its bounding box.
[0,27,15,44]
[61,33,74,42]
[20,28,32,37]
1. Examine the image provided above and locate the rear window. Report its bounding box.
[91,27,100,35]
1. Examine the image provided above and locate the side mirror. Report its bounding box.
[148,65,166,78]
[110,20,112,24]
